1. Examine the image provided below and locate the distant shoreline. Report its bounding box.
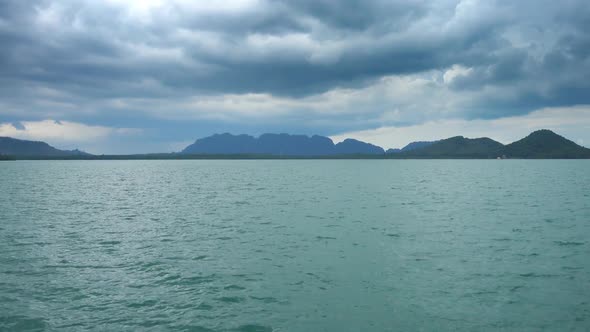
[3,155,589,160]
[3,130,590,159]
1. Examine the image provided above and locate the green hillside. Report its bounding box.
[391,136,504,158]
[501,130,590,159]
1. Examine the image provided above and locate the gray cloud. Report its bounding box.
[0,1,509,93]
[0,0,589,137]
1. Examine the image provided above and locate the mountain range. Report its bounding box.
[386,130,590,159]
[1,130,589,159]
[181,133,384,155]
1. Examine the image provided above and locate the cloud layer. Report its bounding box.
[0,0,589,152]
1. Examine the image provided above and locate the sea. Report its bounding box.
[1,160,589,331]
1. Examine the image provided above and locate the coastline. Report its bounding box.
[4,155,590,160]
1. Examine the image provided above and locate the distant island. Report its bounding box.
[1,130,590,159]
[0,137,90,158]
[181,133,384,155]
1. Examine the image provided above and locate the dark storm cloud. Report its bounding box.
[0,0,498,95]
[0,0,589,125]
[273,0,430,31]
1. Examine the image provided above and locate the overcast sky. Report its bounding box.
[1,0,589,153]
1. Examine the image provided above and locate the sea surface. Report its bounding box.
[1,160,589,331]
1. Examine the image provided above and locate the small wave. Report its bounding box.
[250,296,279,303]
[316,236,336,240]
[44,264,120,269]
[233,324,273,332]
[161,274,181,282]
[519,272,559,278]
[224,284,246,290]
[554,241,585,246]
[562,266,583,270]
[139,261,162,270]
[172,274,217,286]
[464,290,498,296]
[177,325,216,332]
[216,296,245,303]
[196,303,214,311]
[515,252,539,257]
[98,240,121,245]
[127,299,158,308]
[493,238,512,242]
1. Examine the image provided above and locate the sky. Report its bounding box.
[0,0,589,154]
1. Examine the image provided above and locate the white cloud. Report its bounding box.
[105,72,460,127]
[443,65,472,84]
[0,120,140,146]
[331,105,590,149]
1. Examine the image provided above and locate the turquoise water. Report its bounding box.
[1,160,589,331]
